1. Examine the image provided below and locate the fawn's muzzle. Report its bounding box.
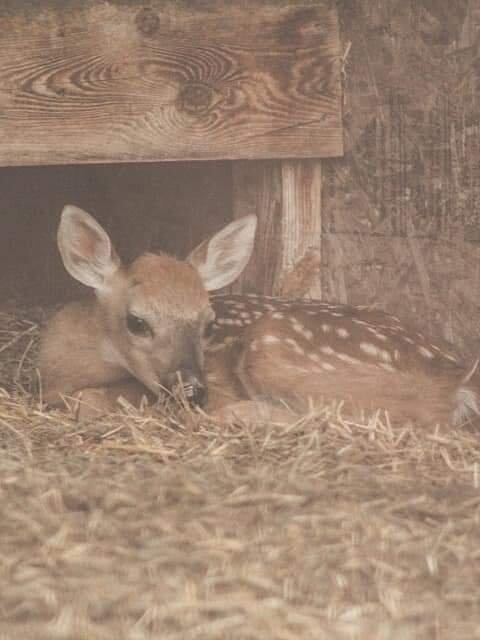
[167,369,207,407]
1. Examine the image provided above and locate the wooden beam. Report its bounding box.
[232,159,322,297]
[0,0,343,167]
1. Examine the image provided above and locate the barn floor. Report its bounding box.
[1,304,479,640]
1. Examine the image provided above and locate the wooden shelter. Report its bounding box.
[0,0,343,299]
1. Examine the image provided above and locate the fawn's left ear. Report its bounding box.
[187,215,257,291]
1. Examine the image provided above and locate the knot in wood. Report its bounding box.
[279,8,326,45]
[178,83,215,115]
[135,7,160,36]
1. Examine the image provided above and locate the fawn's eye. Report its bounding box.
[126,313,152,337]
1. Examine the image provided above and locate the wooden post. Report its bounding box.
[232,159,323,298]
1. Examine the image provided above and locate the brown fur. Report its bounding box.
[39,298,129,406]
[39,207,477,427]
[38,257,211,409]
[38,208,256,418]
[203,298,477,427]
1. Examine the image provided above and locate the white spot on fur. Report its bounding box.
[366,327,387,341]
[308,353,322,363]
[360,342,379,357]
[320,346,335,356]
[443,353,458,363]
[291,321,313,341]
[336,352,362,365]
[380,350,392,363]
[272,312,284,320]
[322,362,335,371]
[380,363,395,372]
[352,318,369,326]
[336,327,350,338]
[285,338,304,355]
[393,349,400,361]
[403,336,414,344]
[250,340,259,352]
[321,323,331,333]
[262,335,280,344]
[418,346,434,359]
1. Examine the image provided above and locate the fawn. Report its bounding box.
[39,205,480,426]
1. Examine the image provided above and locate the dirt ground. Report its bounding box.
[0,305,479,640]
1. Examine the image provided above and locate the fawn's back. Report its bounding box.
[205,294,478,426]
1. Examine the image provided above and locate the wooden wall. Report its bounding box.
[323,0,480,355]
[2,0,480,357]
[0,162,231,304]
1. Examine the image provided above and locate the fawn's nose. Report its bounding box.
[167,369,208,407]
[184,374,208,407]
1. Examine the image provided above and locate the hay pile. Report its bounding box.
[0,305,479,639]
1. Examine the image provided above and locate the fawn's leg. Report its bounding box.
[71,379,155,420]
[204,335,300,424]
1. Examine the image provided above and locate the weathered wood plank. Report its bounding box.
[322,0,480,356]
[278,160,322,297]
[0,0,343,166]
[231,161,283,295]
[232,159,322,297]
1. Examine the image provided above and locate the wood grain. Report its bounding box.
[322,0,480,356]
[0,0,343,166]
[278,160,322,297]
[231,161,283,295]
[232,159,322,297]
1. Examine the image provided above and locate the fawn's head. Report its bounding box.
[57,205,257,404]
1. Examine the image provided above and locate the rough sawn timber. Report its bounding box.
[232,159,323,297]
[0,0,343,166]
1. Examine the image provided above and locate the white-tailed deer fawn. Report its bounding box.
[39,205,480,427]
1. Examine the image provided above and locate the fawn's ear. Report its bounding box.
[57,205,121,291]
[188,215,257,291]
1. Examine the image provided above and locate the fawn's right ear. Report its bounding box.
[57,205,121,291]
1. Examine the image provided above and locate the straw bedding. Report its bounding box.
[0,304,479,639]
